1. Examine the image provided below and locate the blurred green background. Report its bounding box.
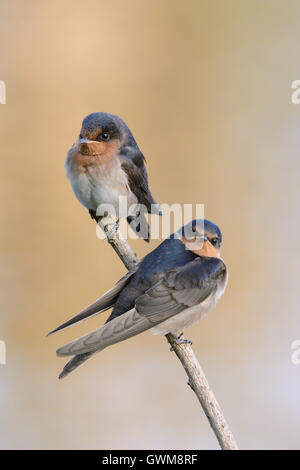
[0,0,299,450]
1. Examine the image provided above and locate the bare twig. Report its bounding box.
[166,334,238,450]
[99,215,238,450]
[98,216,139,271]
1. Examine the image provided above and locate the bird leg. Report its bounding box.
[88,210,120,237]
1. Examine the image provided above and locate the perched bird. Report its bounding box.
[65,112,161,241]
[49,219,228,379]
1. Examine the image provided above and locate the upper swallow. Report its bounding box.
[49,219,228,379]
[65,112,161,241]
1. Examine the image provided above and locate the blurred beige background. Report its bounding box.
[0,0,299,450]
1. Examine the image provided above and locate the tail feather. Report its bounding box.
[151,202,163,216]
[127,201,162,242]
[127,212,150,242]
[56,308,151,357]
[48,268,138,336]
[59,352,95,379]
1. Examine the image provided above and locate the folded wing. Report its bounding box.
[56,257,226,377]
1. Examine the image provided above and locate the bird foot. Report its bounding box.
[96,215,120,239]
[103,219,119,239]
[176,332,192,345]
[170,333,192,351]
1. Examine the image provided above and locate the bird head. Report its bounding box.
[175,219,222,258]
[78,112,128,157]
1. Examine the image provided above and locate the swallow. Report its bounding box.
[65,112,161,241]
[49,219,228,379]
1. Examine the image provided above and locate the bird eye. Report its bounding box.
[101,132,109,141]
[211,237,219,246]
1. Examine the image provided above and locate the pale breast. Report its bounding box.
[65,145,137,216]
[152,266,228,336]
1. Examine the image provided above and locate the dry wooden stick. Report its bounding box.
[99,215,238,450]
[99,217,139,271]
[166,334,238,450]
